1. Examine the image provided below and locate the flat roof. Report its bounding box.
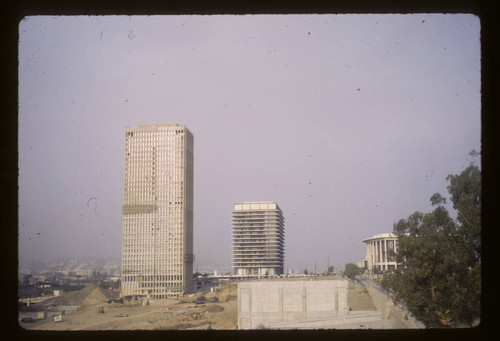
[234,201,277,205]
[126,124,192,134]
[362,233,397,243]
[138,124,180,128]
[233,202,281,211]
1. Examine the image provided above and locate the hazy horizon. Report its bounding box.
[19,14,480,273]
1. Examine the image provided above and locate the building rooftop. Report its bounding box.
[138,124,180,128]
[362,233,397,243]
[233,202,281,211]
[234,201,278,205]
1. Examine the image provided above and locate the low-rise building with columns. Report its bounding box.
[361,233,402,273]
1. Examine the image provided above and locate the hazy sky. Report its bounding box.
[18,14,480,272]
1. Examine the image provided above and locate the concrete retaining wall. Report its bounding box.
[264,310,387,329]
[238,280,349,329]
[366,284,425,328]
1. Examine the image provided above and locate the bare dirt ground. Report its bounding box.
[21,280,377,330]
[25,300,237,330]
[348,287,377,311]
[22,282,238,331]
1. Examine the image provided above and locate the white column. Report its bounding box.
[372,241,376,270]
[384,239,388,270]
[370,242,374,271]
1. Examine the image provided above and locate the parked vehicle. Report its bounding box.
[20,317,37,323]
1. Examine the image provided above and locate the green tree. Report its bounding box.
[344,263,362,280]
[386,153,480,327]
[445,151,481,325]
[446,150,481,261]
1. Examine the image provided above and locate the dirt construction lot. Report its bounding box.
[22,282,238,331]
[24,300,237,330]
[348,286,377,311]
[21,280,376,330]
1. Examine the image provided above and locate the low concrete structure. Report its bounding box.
[238,279,355,329]
[264,310,392,329]
[51,305,80,314]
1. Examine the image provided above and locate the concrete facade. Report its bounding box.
[232,202,285,276]
[121,124,194,299]
[238,280,349,329]
[361,233,401,273]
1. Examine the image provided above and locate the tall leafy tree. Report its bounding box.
[344,263,362,280]
[383,152,480,327]
[446,150,481,262]
[445,151,481,325]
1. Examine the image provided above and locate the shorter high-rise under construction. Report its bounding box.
[232,201,285,276]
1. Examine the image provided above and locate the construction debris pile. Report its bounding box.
[160,303,225,323]
[53,283,115,306]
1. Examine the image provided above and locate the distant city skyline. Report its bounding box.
[18,14,480,273]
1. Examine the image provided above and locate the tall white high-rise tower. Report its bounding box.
[121,124,194,299]
[232,201,285,276]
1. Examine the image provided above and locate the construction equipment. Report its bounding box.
[181,312,204,321]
